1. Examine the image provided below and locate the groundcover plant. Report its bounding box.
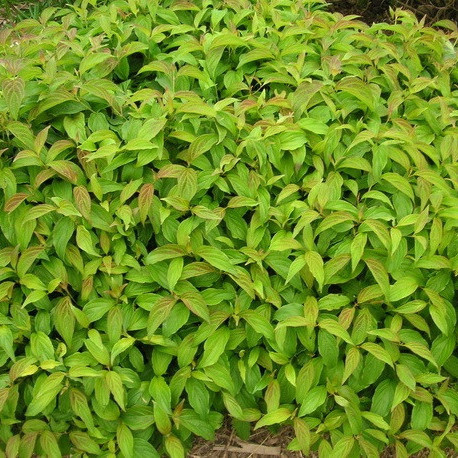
[0,0,457,456]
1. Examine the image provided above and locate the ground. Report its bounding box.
[188,423,458,457]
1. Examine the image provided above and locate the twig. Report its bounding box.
[222,428,234,458]
[246,432,272,458]
[213,442,282,456]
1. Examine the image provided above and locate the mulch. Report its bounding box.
[189,425,304,458]
[188,423,458,457]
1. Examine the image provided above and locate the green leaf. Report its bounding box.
[299,386,327,416]
[382,173,415,201]
[425,288,451,335]
[392,382,411,410]
[278,130,308,150]
[122,406,155,430]
[30,331,54,361]
[330,435,355,458]
[336,77,377,110]
[198,327,230,368]
[286,256,306,284]
[22,205,55,223]
[111,337,135,365]
[145,245,187,265]
[0,325,15,361]
[403,342,437,368]
[167,257,184,291]
[186,134,218,162]
[342,347,360,384]
[26,373,65,416]
[176,101,216,118]
[293,417,310,454]
[177,168,197,200]
[240,310,274,340]
[194,245,237,274]
[399,430,432,448]
[178,409,216,441]
[396,364,416,391]
[361,343,394,368]
[80,52,112,74]
[7,121,35,150]
[319,319,353,344]
[304,251,324,290]
[154,403,172,435]
[269,231,302,251]
[83,298,114,322]
[318,294,350,311]
[180,291,210,322]
[315,212,354,235]
[361,411,390,430]
[365,258,390,298]
[351,233,367,271]
[85,329,110,365]
[237,47,274,68]
[389,277,419,302]
[2,78,25,120]
[254,407,292,429]
[222,392,244,420]
[70,431,101,454]
[150,376,172,412]
[297,118,329,134]
[70,388,95,430]
[54,297,75,346]
[40,431,61,458]
[148,296,177,335]
[117,423,134,458]
[106,371,125,410]
[73,186,92,220]
[76,225,100,257]
[411,402,433,431]
[164,435,185,458]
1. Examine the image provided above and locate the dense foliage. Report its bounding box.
[0,0,457,456]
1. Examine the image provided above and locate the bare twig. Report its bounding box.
[222,428,234,458]
[213,442,282,456]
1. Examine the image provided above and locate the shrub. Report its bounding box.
[0,0,457,456]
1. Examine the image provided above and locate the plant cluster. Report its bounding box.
[0,0,457,457]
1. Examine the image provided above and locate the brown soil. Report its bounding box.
[328,0,458,25]
[328,0,391,24]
